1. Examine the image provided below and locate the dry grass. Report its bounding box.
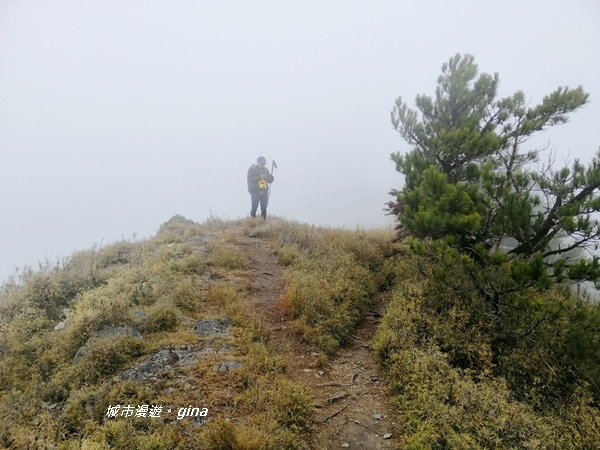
[269,223,397,354]
[7,214,593,449]
[0,215,322,449]
[373,249,600,448]
[206,239,249,270]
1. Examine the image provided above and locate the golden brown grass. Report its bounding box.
[6,214,594,449]
[0,215,326,449]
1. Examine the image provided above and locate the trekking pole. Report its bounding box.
[268,160,278,202]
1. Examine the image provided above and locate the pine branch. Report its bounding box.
[542,234,600,259]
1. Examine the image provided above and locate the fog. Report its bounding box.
[1,0,599,282]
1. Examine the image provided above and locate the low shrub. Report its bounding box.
[206,239,248,270]
[73,334,146,384]
[283,250,374,354]
[241,377,313,431]
[374,260,600,448]
[143,303,179,333]
[201,418,301,450]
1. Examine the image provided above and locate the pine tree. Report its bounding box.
[388,53,600,312]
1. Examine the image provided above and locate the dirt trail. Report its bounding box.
[235,226,397,449]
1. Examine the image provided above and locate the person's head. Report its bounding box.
[256,156,266,166]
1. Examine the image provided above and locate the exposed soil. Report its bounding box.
[234,225,397,449]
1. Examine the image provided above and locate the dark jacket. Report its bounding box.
[247,164,274,193]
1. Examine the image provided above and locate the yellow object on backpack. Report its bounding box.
[258,179,267,189]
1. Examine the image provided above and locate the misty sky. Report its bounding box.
[1,0,599,282]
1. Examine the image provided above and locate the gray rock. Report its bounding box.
[121,349,180,381]
[212,360,241,373]
[119,343,231,381]
[194,415,209,426]
[72,345,87,364]
[383,433,393,439]
[53,322,65,331]
[195,318,232,336]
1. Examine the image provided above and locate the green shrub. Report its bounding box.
[0,240,146,323]
[276,244,303,266]
[94,240,145,268]
[241,377,313,431]
[201,418,301,450]
[206,239,248,270]
[143,304,179,333]
[74,335,146,383]
[283,250,374,354]
[60,383,113,434]
[206,284,241,307]
[374,260,600,448]
[62,288,133,356]
[170,275,204,311]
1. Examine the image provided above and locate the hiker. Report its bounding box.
[247,156,274,220]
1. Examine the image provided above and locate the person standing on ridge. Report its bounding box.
[247,156,274,220]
